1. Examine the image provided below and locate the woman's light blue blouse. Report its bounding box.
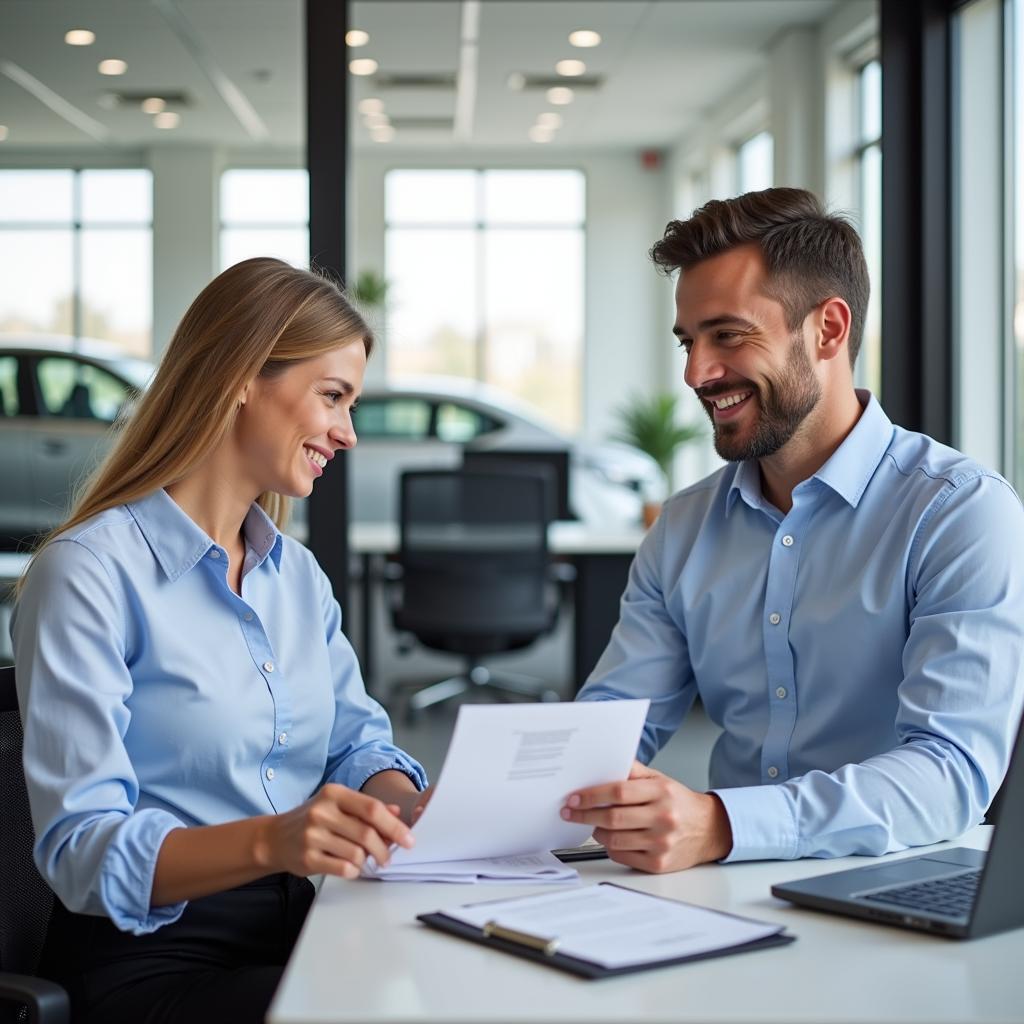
[12,488,425,934]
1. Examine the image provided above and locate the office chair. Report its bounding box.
[389,469,562,717]
[0,665,69,1024]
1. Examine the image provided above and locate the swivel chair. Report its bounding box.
[390,469,562,717]
[0,665,68,1024]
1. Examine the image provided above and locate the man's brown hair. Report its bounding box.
[650,187,870,367]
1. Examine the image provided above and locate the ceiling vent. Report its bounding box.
[100,89,193,108]
[513,75,603,91]
[386,117,455,132]
[374,73,457,90]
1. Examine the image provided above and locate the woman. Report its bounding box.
[12,257,426,1023]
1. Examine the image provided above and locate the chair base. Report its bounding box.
[395,661,561,722]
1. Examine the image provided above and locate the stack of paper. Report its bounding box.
[363,851,577,884]
[363,699,649,884]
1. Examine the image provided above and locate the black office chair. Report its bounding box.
[0,665,69,1024]
[389,469,562,716]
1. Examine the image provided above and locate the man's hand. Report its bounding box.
[560,761,733,873]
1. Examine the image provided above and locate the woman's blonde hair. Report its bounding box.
[17,257,372,594]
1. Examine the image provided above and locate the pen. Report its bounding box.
[483,920,560,956]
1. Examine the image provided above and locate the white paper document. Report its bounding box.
[364,699,649,882]
[367,850,577,884]
[444,883,786,969]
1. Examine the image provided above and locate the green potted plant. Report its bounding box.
[347,268,389,312]
[613,392,704,524]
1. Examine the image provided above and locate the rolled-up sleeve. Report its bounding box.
[13,540,187,934]
[313,565,427,793]
[716,473,1024,862]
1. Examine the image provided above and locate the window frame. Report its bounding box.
[382,167,587,430]
[0,167,153,353]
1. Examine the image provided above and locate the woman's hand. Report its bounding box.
[255,783,415,879]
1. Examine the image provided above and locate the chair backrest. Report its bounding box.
[0,665,54,976]
[396,469,554,637]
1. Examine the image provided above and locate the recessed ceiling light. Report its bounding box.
[506,72,526,91]
[346,29,370,47]
[141,97,166,114]
[349,58,378,76]
[98,58,127,76]
[65,29,96,46]
[358,97,385,115]
[555,59,586,77]
[364,112,390,129]
[546,87,574,105]
[529,125,554,143]
[370,124,395,142]
[153,111,181,129]
[569,30,601,48]
[0,126,9,142]
[537,112,562,129]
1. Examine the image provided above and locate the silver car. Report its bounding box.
[0,337,152,541]
[0,338,662,538]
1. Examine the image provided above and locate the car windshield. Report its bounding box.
[108,357,156,390]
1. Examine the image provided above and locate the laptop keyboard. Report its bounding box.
[861,869,981,917]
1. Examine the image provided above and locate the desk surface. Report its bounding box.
[270,826,1022,1024]
[350,521,647,556]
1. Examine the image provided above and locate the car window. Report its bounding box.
[354,398,432,439]
[36,356,135,423]
[0,356,19,416]
[435,401,499,443]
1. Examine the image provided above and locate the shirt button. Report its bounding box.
[263,661,274,673]
[244,612,254,622]
[769,613,781,625]
[767,766,779,779]
[209,549,221,559]
[278,732,288,745]
[266,767,275,780]
[782,535,794,547]
[775,686,787,699]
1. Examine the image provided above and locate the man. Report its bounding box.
[564,187,1024,872]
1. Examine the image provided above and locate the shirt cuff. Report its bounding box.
[333,753,428,794]
[99,809,188,935]
[712,784,800,862]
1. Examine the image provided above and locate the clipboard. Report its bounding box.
[417,882,795,980]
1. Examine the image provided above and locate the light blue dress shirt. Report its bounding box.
[578,392,1024,862]
[12,488,426,934]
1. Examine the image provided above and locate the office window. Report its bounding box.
[0,169,153,356]
[385,169,585,431]
[857,59,883,397]
[220,169,310,271]
[736,131,773,194]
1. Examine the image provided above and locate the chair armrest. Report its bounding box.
[0,971,70,1024]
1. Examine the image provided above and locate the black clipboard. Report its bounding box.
[417,882,795,980]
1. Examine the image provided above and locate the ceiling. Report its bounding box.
[0,0,838,153]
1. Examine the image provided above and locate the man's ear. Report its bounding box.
[813,297,852,363]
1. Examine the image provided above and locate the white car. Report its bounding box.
[0,338,662,539]
[350,377,664,526]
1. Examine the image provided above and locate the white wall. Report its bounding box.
[350,149,671,444]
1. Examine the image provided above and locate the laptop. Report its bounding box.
[771,710,1024,939]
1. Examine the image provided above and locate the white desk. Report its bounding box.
[349,522,646,692]
[270,827,1023,1024]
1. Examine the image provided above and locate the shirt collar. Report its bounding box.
[127,489,283,582]
[725,390,894,515]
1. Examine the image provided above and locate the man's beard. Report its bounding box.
[701,334,821,462]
